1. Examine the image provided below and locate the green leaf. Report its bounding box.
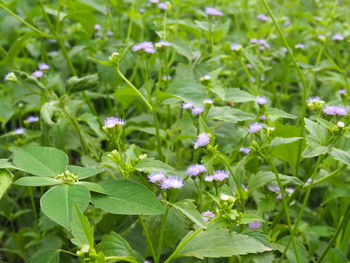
[302,142,328,158]
[98,232,143,262]
[14,176,60,186]
[0,170,13,199]
[266,108,297,121]
[135,158,174,173]
[271,137,303,147]
[225,88,256,102]
[71,203,94,247]
[171,199,207,229]
[330,148,350,166]
[207,106,255,123]
[178,229,272,259]
[0,159,23,171]
[67,165,104,179]
[240,214,264,224]
[41,101,60,126]
[91,180,165,215]
[304,118,327,144]
[40,184,90,229]
[12,146,69,177]
[66,74,99,93]
[28,250,60,263]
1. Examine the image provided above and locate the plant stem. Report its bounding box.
[139,216,157,261]
[105,256,138,263]
[153,108,164,161]
[155,207,170,263]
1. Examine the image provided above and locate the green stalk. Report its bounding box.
[260,0,308,178]
[0,2,55,38]
[139,216,157,261]
[155,207,170,263]
[104,256,138,263]
[267,155,301,263]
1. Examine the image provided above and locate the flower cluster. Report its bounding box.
[186,164,207,177]
[194,133,211,149]
[248,122,263,133]
[148,171,184,190]
[323,105,347,116]
[205,170,229,182]
[32,62,50,79]
[205,7,223,16]
[104,117,126,129]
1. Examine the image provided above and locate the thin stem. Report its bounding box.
[316,204,350,263]
[0,2,56,38]
[139,216,157,261]
[153,108,164,161]
[155,207,170,263]
[218,154,242,201]
[28,187,38,223]
[116,68,152,110]
[105,256,138,263]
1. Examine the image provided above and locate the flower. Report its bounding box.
[205,7,223,16]
[332,34,344,41]
[4,72,17,81]
[307,96,325,110]
[104,117,126,128]
[107,31,113,37]
[204,175,214,182]
[307,96,322,104]
[318,34,326,42]
[32,70,44,78]
[149,0,158,3]
[203,98,213,105]
[201,210,215,222]
[220,194,232,200]
[212,170,229,181]
[295,43,305,49]
[338,89,346,95]
[192,106,204,115]
[156,40,171,48]
[231,43,242,51]
[132,41,156,54]
[286,187,295,194]
[248,122,263,133]
[14,128,25,135]
[260,115,267,121]
[304,178,312,186]
[162,75,172,81]
[257,14,268,21]
[182,101,193,110]
[249,221,262,229]
[257,39,270,50]
[256,96,267,105]
[94,24,102,31]
[139,8,145,13]
[194,133,210,149]
[39,63,49,70]
[26,116,39,123]
[160,176,184,190]
[250,38,258,44]
[186,164,207,176]
[148,170,166,183]
[239,147,250,154]
[268,184,280,192]
[323,105,347,116]
[158,2,168,10]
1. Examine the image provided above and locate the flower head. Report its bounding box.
[107,31,113,37]
[156,40,171,48]
[268,184,280,192]
[160,176,184,190]
[231,43,242,51]
[26,116,39,123]
[158,2,168,10]
[4,72,17,81]
[295,43,305,49]
[249,221,262,229]
[260,115,267,121]
[257,14,268,21]
[205,7,223,16]
[132,41,156,54]
[204,175,214,182]
[212,170,229,181]
[239,147,251,155]
[39,63,49,71]
[182,101,193,110]
[323,105,347,116]
[201,210,215,222]
[203,98,213,105]
[32,70,44,78]
[148,170,166,183]
[192,106,204,115]
[194,133,210,149]
[104,117,126,128]
[332,34,344,41]
[14,128,26,135]
[186,164,207,177]
[248,122,263,133]
[94,24,102,31]
[338,89,346,95]
[256,96,267,105]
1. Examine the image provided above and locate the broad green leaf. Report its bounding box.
[75,182,107,194]
[28,250,60,263]
[304,118,327,144]
[0,170,13,199]
[135,158,174,173]
[41,101,60,126]
[71,203,94,247]
[207,106,255,123]
[13,146,69,177]
[14,176,60,186]
[225,88,255,102]
[40,184,90,229]
[91,180,165,215]
[266,108,297,121]
[302,142,328,158]
[271,137,303,147]
[240,214,264,224]
[98,232,143,262]
[178,229,272,259]
[66,74,99,93]
[67,165,104,179]
[330,148,350,166]
[171,199,207,229]
[0,159,23,171]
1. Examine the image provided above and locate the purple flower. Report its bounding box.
[14,128,25,135]
[281,47,288,54]
[307,96,322,103]
[257,39,270,50]
[286,187,295,194]
[257,14,268,22]
[239,147,251,155]
[186,164,207,177]
[295,44,305,49]
[192,106,204,115]
[338,89,346,95]
[212,170,229,181]
[204,175,214,182]
[304,178,312,186]
[260,115,267,121]
[231,43,242,51]
[149,0,158,3]
[250,38,258,44]
[132,41,156,54]
[32,70,44,78]
[318,34,326,41]
[203,98,213,105]
[194,133,210,149]
[182,101,193,110]
[104,117,126,128]
[205,7,223,16]
[156,40,171,48]
[284,20,291,26]
[39,63,49,70]
[249,221,262,229]
[148,170,166,183]
[94,24,102,31]
[162,75,172,81]
[323,105,347,116]
[26,116,39,123]
[201,210,215,222]
[107,31,113,37]
[256,96,267,105]
[248,122,263,133]
[332,34,344,41]
[158,2,168,10]
[276,193,282,200]
[246,63,253,69]
[4,72,17,81]
[268,185,280,192]
[160,176,184,190]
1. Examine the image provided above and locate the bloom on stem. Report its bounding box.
[256,96,267,105]
[104,117,126,129]
[212,170,229,181]
[148,170,166,183]
[205,7,223,16]
[4,72,17,81]
[191,106,204,115]
[182,101,193,110]
[256,14,268,22]
[323,105,347,116]
[249,221,262,229]
[26,116,39,123]
[194,133,210,149]
[248,122,263,133]
[160,176,184,190]
[186,164,207,177]
[14,128,26,135]
[32,70,44,78]
[39,63,49,71]
[239,147,250,155]
[332,34,344,41]
[201,210,215,222]
[132,41,156,54]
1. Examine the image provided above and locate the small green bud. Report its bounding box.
[4,72,17,82]
[109,52,120,65]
